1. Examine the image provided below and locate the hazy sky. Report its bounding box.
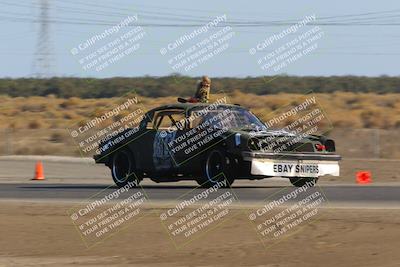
[0,0,399,78]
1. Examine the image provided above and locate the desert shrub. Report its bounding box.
[59,97,81,109]
[49,131,66,143]
[27,120,43,129]
[360,109,383,128]
[333,119,357,128]
[63,111,79,120]
[21,103,47,112]
[394,121,400,128]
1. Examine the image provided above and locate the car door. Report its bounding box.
[152,108,185,174]
[134,111,156,172]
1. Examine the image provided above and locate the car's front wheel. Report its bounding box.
[289,177,319,187]
[111,148,141,188]
[197,148,235,188]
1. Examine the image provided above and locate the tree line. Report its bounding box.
[0,75,399,98]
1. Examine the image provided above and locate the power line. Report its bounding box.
[2,0,400,27]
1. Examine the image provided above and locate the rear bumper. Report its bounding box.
[242,151,341,177]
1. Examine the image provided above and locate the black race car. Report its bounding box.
[94,103,341,188]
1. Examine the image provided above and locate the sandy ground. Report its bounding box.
[0,201,399,267]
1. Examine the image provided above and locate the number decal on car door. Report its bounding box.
[153,131,176,170]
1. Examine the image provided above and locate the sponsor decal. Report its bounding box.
[273,163,319,174]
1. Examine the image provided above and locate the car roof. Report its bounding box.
[147,102,246,114]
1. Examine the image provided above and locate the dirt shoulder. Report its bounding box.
[0,201,399,267]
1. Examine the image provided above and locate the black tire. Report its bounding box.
[289,177,319,187]
[111,148,141,188]
[197,148,235,188]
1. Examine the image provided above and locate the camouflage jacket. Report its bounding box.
[195,85,210,103]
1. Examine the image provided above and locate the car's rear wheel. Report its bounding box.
[289,177,319,187]
[197,148,235,188]
[111,148,141,188]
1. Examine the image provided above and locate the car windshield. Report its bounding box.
[191,106,267,131]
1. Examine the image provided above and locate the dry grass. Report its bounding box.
[1,92,400,157]
[1,92,400,130]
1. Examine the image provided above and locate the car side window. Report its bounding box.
[155,115,170,129]
[152,109,186,130]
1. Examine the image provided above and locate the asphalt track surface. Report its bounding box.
[1,182,399,207]
[0,156,399,207]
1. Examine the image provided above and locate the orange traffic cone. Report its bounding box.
[32,161,45,180]
[356,171,371,184]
